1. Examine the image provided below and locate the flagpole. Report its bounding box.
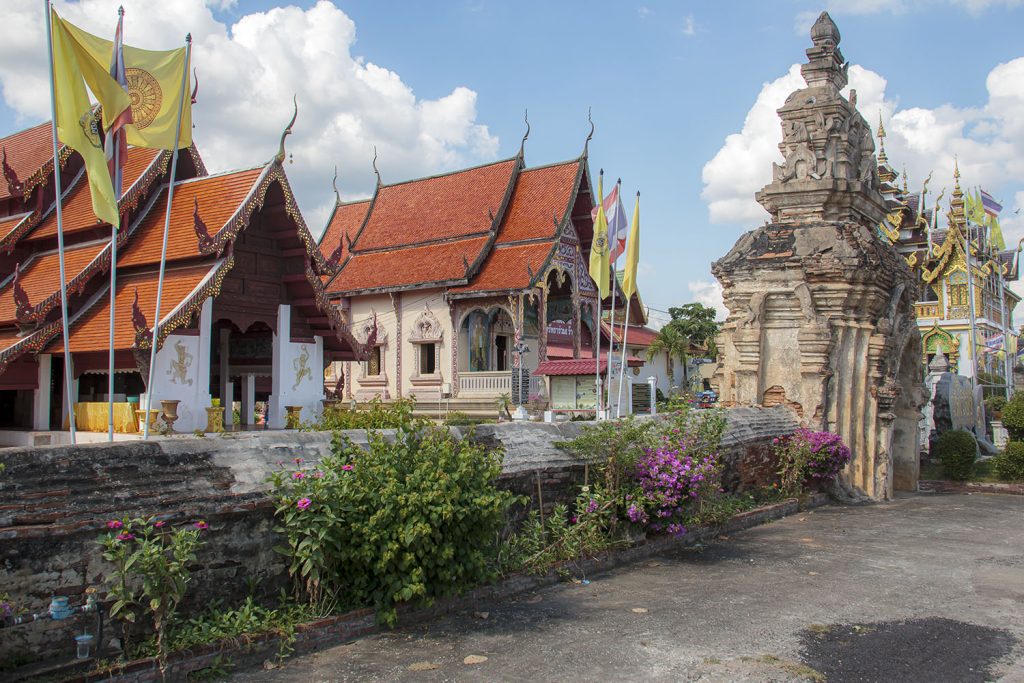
[595,295,602,419]
[44,0,77,444]
[604,179,621,414]
[616,295,633,418]
[107,5,125,442]
[142,34,190,440]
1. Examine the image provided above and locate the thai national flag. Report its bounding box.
[104,9,133,203]
[981,190,1003,218]
[591,182,628,262]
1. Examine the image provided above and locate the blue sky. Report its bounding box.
[2,1,1023,324]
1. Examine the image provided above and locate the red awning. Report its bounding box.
[534,354,643,376]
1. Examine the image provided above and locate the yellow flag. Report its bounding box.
[621,193,640,298]
[59,17,191,150]
[588,175,610,298]
[51,10,132,228]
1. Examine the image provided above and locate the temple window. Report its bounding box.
[420,342,437,375]
[366,346,382,376]
[921,284,939,303]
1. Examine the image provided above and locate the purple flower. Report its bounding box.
[296,497,312,511]
[570,515,578,524]
[312,470,325,478]
[116,532,134,541]
[106,520,123,530]
[292,471,305,480]
[294,457,304,465]
[341,464,354,471]
[586,499,598,514]
[153,521,166,528]
[194,521,209,530]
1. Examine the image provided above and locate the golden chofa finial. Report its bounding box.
[876,112,888,164]
[954,156,961,182]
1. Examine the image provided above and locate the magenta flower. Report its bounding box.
[292,471,305,480]
[106,520,123,530]
[116,532,134,541]
[153,521,166,528]
[193,521,209,530]
[586,499,599,514]
[294,457,304,465]
[312,470,324,479]
[296,497,312,511]
[341,464,353,471]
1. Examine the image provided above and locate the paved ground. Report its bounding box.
[234,493,1024,682]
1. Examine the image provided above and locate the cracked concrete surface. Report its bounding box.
[232,493,1024,682]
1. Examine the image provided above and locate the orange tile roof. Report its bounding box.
[449,242,552,294]
[0,122,55,203]
[46,264,214,354]
[497,161,579,244]
[26,146,161,242]
[329,237,487,294]
[354,159,516,251]
[0,327,29,353]
[0,213,28,241]
[0,241,106,324]
[603,322,660,347]
[118,167,264,268]
[319,200,369,262]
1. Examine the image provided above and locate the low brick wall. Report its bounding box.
[0,407,800,670]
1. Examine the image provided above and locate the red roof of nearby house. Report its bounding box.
[354,159,517,251]
[0,122,56,204]
[602,322,659,347]
[534,354,643,376]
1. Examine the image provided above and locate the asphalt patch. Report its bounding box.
[799,617,1017,683]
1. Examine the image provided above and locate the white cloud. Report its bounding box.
[0,0,498,234]
[687,280,727,321]
[700,55,1024,239]
[682,14,696,36]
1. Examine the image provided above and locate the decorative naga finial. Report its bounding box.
[194,197,214,252]
[332,165,341,205]
[2,147,23,199]
[519,109,530,157]
[12,262,32,324]
[372,146,382,187]
[275,95,298,165]
[131,287,151,345]
[582,107,594,158]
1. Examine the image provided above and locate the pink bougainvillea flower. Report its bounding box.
[296,497,312,511]
[292,471,305,480]
[194,521,209,530]
[341,464,353,471]
[106,520,123,530]
[116,532,134,541]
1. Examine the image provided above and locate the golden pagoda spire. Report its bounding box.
[902,166,909,194]
[950,157,965,226]
[877,112,888,164]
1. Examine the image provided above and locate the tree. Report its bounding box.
[648,303,720,391]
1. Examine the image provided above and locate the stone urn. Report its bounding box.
[159,399,181,433]
[205,406,225,433]
[135,409,159,433]
[285,405,303,429]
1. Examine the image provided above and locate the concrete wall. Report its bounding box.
[0,406,799,666]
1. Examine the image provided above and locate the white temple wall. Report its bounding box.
[267,304,324,428]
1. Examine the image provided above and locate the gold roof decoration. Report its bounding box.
[877,209,903,244]
[905,251,919,269]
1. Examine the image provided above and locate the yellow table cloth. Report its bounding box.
[64,402,139,433]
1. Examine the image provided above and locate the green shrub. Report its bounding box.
[443,411,489,426]
[984,395,1007,416]
[306,397,416,431]
[993,441,1024,481]
[933,429,977,481]
[269,420,516,625]
[1000,393,1024,440]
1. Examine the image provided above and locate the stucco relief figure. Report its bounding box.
[293,346,311,390]
[742,291,767,328]
[794,283,822,324]
[775,119,822,183]
[167,340,193,386]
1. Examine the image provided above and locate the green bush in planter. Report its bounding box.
[993,441,1024,482]
[933,429,977,481]
[1000,393,1024,440]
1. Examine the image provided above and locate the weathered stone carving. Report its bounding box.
[712,12,924,501]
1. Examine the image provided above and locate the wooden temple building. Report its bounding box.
[0,111,360,442]
[873,124,1020,388]
[317,134,654,416]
